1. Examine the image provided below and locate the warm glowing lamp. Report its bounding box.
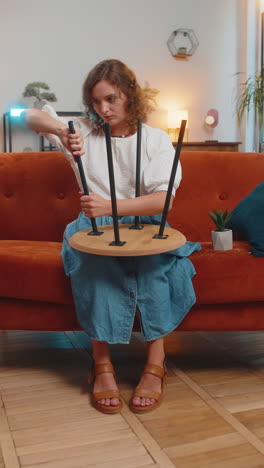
[168,110,188,141]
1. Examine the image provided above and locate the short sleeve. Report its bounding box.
[142,128,182,197]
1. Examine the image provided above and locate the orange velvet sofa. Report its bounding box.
[1,150,264,332]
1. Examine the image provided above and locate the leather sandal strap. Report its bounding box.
[94,363,115,376]
[133,387,161,401]
[93,390,120,400]
[143,363,165,379]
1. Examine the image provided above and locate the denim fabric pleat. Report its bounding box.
[62,212,201,344]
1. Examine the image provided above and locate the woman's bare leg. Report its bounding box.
[132,337,165,407]
[92,340,120,407]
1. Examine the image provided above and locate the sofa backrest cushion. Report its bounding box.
[0,152,80,241]
[1,150,264,242]
[168,151,264,241]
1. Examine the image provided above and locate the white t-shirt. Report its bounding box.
[42,104,182,199]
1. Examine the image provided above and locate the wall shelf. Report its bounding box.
[167,28,199,58]
[173,142,241,152]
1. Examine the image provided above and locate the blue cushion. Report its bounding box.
[227,182,264,257]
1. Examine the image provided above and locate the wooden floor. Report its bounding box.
[1,330,264,468]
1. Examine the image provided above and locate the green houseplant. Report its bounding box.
[209,209,233,251]
[209,209,232,231]
[236,72,264,152]
[23,82,57,108]
[143,82,159,113]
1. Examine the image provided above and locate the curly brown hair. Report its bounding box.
[82,59,149,130]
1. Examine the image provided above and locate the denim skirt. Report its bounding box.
[62,212,201,344]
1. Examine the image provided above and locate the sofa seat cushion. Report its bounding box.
[0,240,73,305]
[192,241,264,304]
[1,240,263,309]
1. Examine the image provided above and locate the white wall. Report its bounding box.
[0,0,250,152]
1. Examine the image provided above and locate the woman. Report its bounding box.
[24,59,200,415]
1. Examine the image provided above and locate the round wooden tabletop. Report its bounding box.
[69,224,186,256]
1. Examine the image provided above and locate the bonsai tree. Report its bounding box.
[209,209,232,231]
[23,82,57,102]
[236,71,264,151]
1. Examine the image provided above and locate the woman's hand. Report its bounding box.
[59,127,85,158]
[24,109,85,158]
[80,193,111,218]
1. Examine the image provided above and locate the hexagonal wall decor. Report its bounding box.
[167,28,199,58]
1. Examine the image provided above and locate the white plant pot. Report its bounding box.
[33,99,46,110]
[22,97,46,109]
[211,229,233,251]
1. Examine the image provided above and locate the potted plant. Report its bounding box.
[209,209,233,251]
[22,82,57,109]
[142,81,159,113]
[236,71,264,152]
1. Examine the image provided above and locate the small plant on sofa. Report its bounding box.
[209,209,232,231]
[209,209,233,251]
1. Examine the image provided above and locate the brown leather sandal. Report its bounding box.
[129,362,167,414]
[88,362,123,414]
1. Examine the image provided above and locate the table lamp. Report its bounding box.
[168,110,188,142]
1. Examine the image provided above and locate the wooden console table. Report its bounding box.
[173,142,241,152]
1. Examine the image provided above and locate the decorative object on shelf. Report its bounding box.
[167,110,188,142]
[209,209,233,251]
[204,108,219,141]
[235,71,264,152]
[22,81,57,109]
[167,28,199,59]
